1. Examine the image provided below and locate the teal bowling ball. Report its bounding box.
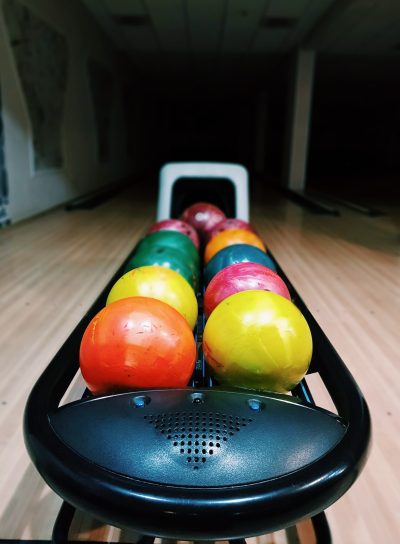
[125,246,199,290]
[204,243,277,285]
[136,231,199,267]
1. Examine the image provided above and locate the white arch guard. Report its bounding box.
[157,162,249,221]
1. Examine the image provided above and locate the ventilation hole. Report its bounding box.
[188,448,192,454]
[209,449,214,455]
[216,443,220,447]
[180,448,184,453]
[181,434,185,438]
[181,441,185,446]
[209,442,214,447]
[202,434,206,438]
[223,437,227,441]
[188,434,192,438]
[216,436,220,440]
[202,441,206,446]
[167,435,171,439]
[229,432,234,436]
[187,457,192,463]
[194,457,199,462]
[242,423,246,426]
[188,441,192,446]
[195,434,199,438]
[202,457,206,463]
[194,465,199,470]
[202,449,207,454]
[195,449,199,454]
[143,415,147,419]
[173,442,178,446]
[195,441,199,446]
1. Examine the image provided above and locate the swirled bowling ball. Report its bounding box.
[205,218,256,243]
[80,297,197,395]
[203,290,312,393]
[124,246,199,290]
[135,231,199,267]
[180,202,226,239]
[148,219,200,250]
[204,228,266,264]
[204,262,291,318]
[204,244,277,285]
[106,266,198,329]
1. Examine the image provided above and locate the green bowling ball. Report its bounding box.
[125,246,199,290]
[136,231,199,267]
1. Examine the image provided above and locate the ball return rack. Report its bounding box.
[24,163,371,544]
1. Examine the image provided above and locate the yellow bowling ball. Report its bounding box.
[203,290,312,393]
[106,266,198,329]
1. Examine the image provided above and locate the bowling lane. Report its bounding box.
[1,187,399,543]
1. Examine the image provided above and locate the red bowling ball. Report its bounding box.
[204,262,291,318]
[180,202,226,239]
[148,219,200,250]
[205,218,256,243]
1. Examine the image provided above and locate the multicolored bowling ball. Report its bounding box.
[203,290,312,393]
[106,266,198,329]
[204,262,291,318]
[136,231,199,267]
[80,297,197,395]
[204,228,266,264]
[205,218,256,243]
[204,244,276,285]
[124,246,199,290]
[180,202,226,239]
[148,219,200,250]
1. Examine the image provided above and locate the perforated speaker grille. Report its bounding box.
[145,411,253,469]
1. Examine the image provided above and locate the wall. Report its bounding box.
[0,0,135,224]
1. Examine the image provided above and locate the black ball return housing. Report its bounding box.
[24,167,371,544]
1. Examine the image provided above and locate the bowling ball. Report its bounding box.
[136,231,199,267]
[204,244,277,285]
[180,202,226,239]
[125,246,199,290]
[80,297,197,395]
[203,290,312,393]
[204,262,291,318]
[148,219,200,250]
[204,229,266,264]
[205,218,256,243]
[106,266,198,329]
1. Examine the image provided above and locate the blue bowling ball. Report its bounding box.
[204,244,277,285]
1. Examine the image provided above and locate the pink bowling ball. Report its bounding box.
[206,218,256,243]
[204,261,291,318]
[148,219,200,250]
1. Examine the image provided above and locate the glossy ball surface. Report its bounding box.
[204,262,291,318]
[80,297,196,395]
[204,244,277,284]
[204,229,266,264]
[124,246,199,290]
[205,218,256,243]
[180,202,226,238]
[107,266,198,329]
[148,219,200,250]
[136,230,199,267]
[203,290,312,393]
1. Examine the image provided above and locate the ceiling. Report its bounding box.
[83,0,400,85]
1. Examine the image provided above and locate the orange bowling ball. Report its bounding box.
[204,228,266,264]
[79,297,196,395]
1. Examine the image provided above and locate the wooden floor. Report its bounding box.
[0,187,399,543]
